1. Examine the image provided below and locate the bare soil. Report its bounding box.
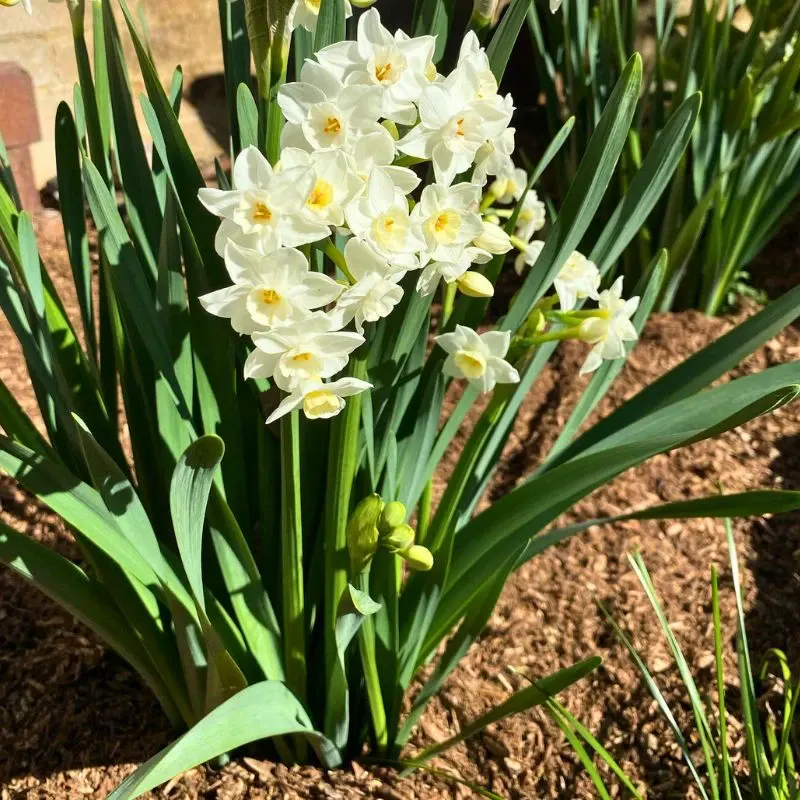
[1,210,800,799]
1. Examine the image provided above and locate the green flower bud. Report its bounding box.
[382,523,415,554]
[379,501,406,533]
[456,270,495,298]
[347,494,384,574]
[402,544,434,572]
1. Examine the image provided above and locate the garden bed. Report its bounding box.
[1,211,800,799]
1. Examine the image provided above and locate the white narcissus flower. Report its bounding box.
[554,251,601,311]
[199,146,330,255]
[317,9,436,125]
[287,0,353,33]
[515,190,547,241]
[436,325,520,393]
[457,31,499,100]
[344,169,425,262]
[244,312,364,391]
[473,220,512,254]
[334,238,406,333]
[278,60,383,153]
[578,277,640,375]
[349,128,420,195]
[490,166,527,204]
[411,182,485,258]
[416,246,491,297]
[472,128,516,187]
[514,239,544,275]
[397,59,513,185]
[266,376,372,423]
[279,148,360,228]
[200,243,342,334]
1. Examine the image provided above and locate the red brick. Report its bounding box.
[0,62,40,148]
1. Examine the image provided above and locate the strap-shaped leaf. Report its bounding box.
[486,0,534,82]
[236,82,259,151]
[108,681,340,800]
[315,0,346,50]
[0,522,183,726]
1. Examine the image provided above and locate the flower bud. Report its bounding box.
[471,0,500,27]
[474,221,512,255]
[401,544,434,572]
[381,120,400,141]
[379,501,406,533]
[382,523,415,554]
[456,271,494,299]
[347,494,384,574]
[489,176,511,200]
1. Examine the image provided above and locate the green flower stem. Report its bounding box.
[323,352,367,736]
[357,569,388,753]
[319,238,355,283]
[426,384,513,558]
[528,327,584,344]
[480,191,497,212]
[510,234,530,252]
[441,281,457,325]
[280,412,307,709]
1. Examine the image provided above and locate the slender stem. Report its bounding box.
[357,569,388,753]
[480,192,497,212]
[441,282,456,326]
[323,352,367,737]
[527,327,583,345]
[280,412,306,705]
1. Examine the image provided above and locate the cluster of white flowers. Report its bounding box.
[199,9,525,422]
[198,8,638,422]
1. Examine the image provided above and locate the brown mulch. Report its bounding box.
[2,211,800,799]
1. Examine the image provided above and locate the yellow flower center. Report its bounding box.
[455,118,466,137]
[261,289,281,305]
[431,209,461,244]
[425,62,437,82]
[323,117,342,135]
[375,62,393,82]
[304,0,321,10]
[454,350,487,379]
[303,389,341,418]
[307,179,334,211]
[252,202,272,222]
[292,352,314,363]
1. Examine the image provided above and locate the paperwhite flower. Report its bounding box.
[550,0,563,11]
[244,312,364,391]
[514,239,544,275]
[279,148,360,228]
[279,60,383,153]
[199,146,330,255]
[491,166,527,204]
[457,31,499,100]
[473,220,512,254]
[200,243,342,334]
[317,9,436,125]
[334,238,406,333]
[416,246,492,297]
[397,59,513,185]
[411,183,485,258]
[266,377,373,423]
[554,251,600,311]
[436,325,520,393]
[515,190,547,241]
[349,129,420,195]
[287,0,353,33]
[578,277,640,375]
[344,169,425,262]
[2,0,62,13]
[472,128,516,187]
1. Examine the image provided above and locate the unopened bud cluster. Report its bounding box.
[346,495,433,574]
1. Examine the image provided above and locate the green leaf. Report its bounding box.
[413,0,456,62]
[486,0,534,82]
[108,681,340,800]
[315,0,346,50]
[236,82,259,151]
[408,656,601,766]
[0,521,183,727]
[0,375,50,454]
[170,436,248,709]
[54,102,96,359]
